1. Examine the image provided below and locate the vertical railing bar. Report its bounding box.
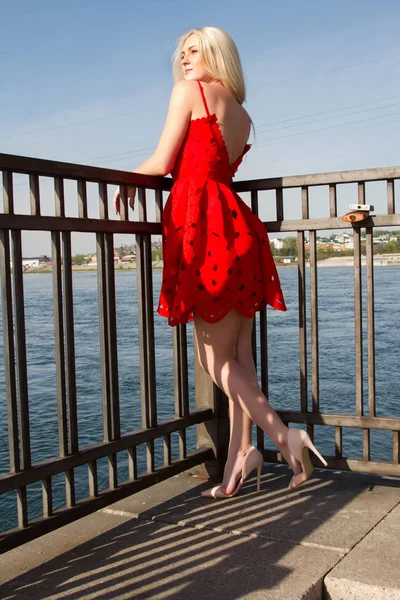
[62,231,78,453]
[297,231,307,413]
[54,177,65,218]
[119,185,129,221]
[97,181,112,441]
[155,188,163,223]
[329,184,337,218]
[88,461,98,497]
[179,324,189,458]
[105,232,119,490]
[136,230,154,471]
[387,179,395,215]
[163,434,172,466]
[251,190,265,451]
[0,229,20,473]
[301,188,311,435]
[1,175,22,509]
[62,240,77,507]
[258,308,267,452]
[77,180,88,219]
[301,186,309,220]
[393,432,400,464]
[353,227,363,417]
[105,232,120,440]
[178,325,189,415]
[51,231,68,457]
[309,230,319,412]
[16,488,28,528]
[99,182,109,220]
[3,170,14,213]
[335,426,343,459]
[174,325,188,459]
[366,227,376,417]
[65,470,75,508]
[11,230,31,468]
[136,187,156,473]
[29,174,40,215]
[364,225,375,463]
[276,188,284,222]
[97,182,118,489]
[143,233,157,426]
[56,176,77,505]
[96,232,111,442]
[42,478,53,518]
[128,447,138,481]
[11,228,30,526]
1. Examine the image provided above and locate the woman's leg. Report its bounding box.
[222,316,255,494]
[194,308,301,479]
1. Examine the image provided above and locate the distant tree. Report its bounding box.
[280,237,298,257]
[72,254,85,264]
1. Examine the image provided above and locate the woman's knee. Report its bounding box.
[197,349,236,380]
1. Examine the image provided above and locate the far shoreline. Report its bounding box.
[19,254,400,274]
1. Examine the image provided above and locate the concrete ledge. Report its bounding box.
[0,465,399,600]
[324,503,400,600]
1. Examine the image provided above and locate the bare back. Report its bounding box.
[190,81,251,166]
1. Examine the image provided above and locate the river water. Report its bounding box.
[0,266,399,532]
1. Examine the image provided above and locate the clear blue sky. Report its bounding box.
[1,0,399,255]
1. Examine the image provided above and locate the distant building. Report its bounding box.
[21,255,51,269]
[270,238,284,250]
[120,254,136,263]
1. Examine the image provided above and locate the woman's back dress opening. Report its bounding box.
[157,81,287,326]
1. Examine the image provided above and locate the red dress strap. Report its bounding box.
[197,81,210,117]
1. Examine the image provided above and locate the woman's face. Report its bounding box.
[180,34,209,81]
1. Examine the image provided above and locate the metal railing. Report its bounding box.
[234,167,400,474]
[0,153,215,553]
[0,153,399,553]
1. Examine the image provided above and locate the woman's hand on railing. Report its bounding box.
[113,186,136,215]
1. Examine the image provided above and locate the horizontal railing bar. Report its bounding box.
[2,214,399,238]
[278,410,400,430]
[0,214,161,235]
[2,154,399,193]
[0,409,213,493]
[233,165,400,192]
[263,450,400,477]
[0,446,214,554]
[264,213,400,232]
[0,153,173,191]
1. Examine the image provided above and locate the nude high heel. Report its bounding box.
[201,446,263,499]
[287,428,328,490]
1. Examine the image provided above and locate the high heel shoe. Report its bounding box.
[201,445,263,499]
[287,428,328,490]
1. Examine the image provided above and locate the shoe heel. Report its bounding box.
[256,464,262,494]
[242,447,263,494]
[305,437,328,467]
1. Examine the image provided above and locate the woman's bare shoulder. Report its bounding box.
[170,79,200,100]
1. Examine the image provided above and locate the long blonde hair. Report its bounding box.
[172,27,247,105]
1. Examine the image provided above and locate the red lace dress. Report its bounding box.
[157,81,287,326]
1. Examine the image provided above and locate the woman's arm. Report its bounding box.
[133,79,195,176]
[114,79,195,214]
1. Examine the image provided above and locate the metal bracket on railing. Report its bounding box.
[342,203,375,223]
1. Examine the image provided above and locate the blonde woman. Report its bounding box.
[114,27,327,497]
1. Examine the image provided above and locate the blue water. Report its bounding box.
[0,267,399,532]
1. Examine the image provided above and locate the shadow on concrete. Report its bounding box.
[0,465,399,600]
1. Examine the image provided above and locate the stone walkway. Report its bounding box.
[1,464,400,599]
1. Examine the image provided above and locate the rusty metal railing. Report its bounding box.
[0,153,214,553]
[234,167,400,475]
[0,153,399,554]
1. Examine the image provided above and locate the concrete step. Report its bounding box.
[324,502,400,600]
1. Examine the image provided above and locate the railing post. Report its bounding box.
[194,337,229,480]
